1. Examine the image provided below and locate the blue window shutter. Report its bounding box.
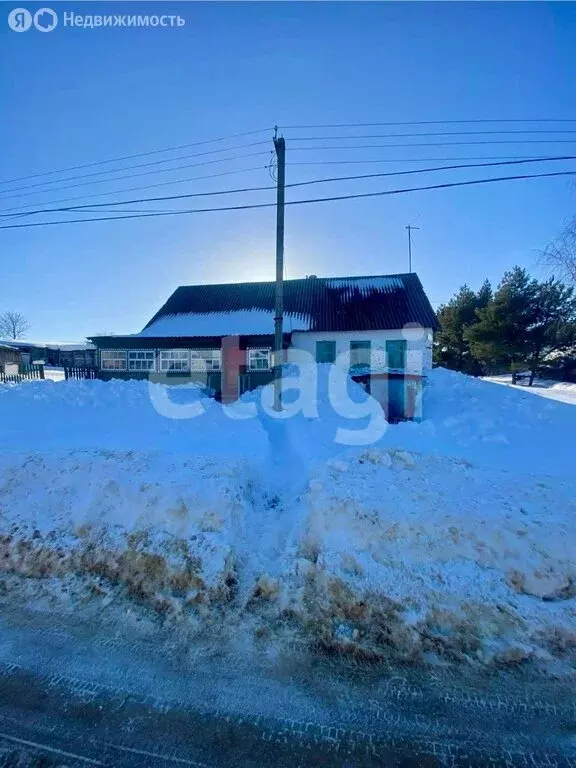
[316,340,336,363]
[386,340,407,370]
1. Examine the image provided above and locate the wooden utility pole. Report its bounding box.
[406,224,420,273]
[273,133,286,412]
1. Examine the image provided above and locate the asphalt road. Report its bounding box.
[0,601,574,767]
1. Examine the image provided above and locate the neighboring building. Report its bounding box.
[0,340,96,368]
[89,273,438,421]
[0,343,20,374]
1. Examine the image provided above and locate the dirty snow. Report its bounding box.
[0,368,574,673]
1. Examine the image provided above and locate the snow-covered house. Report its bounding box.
[89,273,438,420]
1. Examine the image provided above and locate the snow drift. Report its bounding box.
[0,369,574,674]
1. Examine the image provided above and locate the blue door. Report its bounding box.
[387,377,405,422]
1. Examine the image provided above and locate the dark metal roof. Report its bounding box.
[142,273,439,333]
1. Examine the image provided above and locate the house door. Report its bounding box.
[387,377,405,422]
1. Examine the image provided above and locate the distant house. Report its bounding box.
[0,340,96,368]
[90,273,438,420]
[0,343,20,373]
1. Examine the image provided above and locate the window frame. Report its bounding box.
[159,349,191,373]
[190,349,222,372]
[100,349,127,371]
[128,350,156,372]
[247,347,271,371]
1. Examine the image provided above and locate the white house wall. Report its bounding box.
[288,329,433,374]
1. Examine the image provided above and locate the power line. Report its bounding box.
[0,141,270,197]
[0,127,273,187]
[0,165,270,215]
[281,119,576,129]
[5,155,574,219]
[290,140,576,151]
[289,156,556,165]
[2,120,571,188]
[0,150,271,202]
[291,130,576,140]
[1,155,542,214]
[1,169,574,231]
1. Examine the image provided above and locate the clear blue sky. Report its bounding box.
[1,1,575,340]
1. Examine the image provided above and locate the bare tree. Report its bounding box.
[0,310,30,340]
[541,217,576,286]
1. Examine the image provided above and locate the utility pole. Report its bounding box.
[273,131,286,412]
[405,224,420,273]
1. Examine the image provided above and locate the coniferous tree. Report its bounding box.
[434,281,492,374]
[466,267,576,383]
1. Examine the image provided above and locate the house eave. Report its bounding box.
[88,333,292,349]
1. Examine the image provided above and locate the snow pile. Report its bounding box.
[0,450,252,619]
[384,368,576,476]
[291,447,575,666]
[0,368,575,673]
[0,378,267,457]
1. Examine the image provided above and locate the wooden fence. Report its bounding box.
[0,364,45,384]
[64,366,98,380]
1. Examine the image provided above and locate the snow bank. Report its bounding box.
[293,447,575,667]
[0,450,251,618]
[0,369,574,673]
[384,368,576,476]
[0,378,267,458]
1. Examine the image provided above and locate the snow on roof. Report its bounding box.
[139,273,439,335]
[135,309,311,338]
[325,276,404,295]
[0,339,95,351]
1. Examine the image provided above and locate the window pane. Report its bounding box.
[315,341,336,364]
[160,350,190,372]
[128,351,155,372]
[190,349,221,371]
[350,340,371,369]
[248,348,270,370]
[101,350,127,370]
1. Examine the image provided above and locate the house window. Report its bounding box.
[100,350,127,371]
[386,340,407,370]
[159,350,190,372]
[248,348,271,371]
[128,350,156,372]
[190,349,221,372]
[315,340,336,364]
[350,340,371,371]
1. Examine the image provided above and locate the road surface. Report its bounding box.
[0,600,574,767]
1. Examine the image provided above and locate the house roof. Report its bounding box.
[0,339,95,351]
[135,273,438,338]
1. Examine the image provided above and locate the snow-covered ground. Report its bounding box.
[0,368,574,675]
[483,374,576,406]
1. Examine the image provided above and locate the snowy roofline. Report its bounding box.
[0,339,95,351]
[171,272,417,290]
